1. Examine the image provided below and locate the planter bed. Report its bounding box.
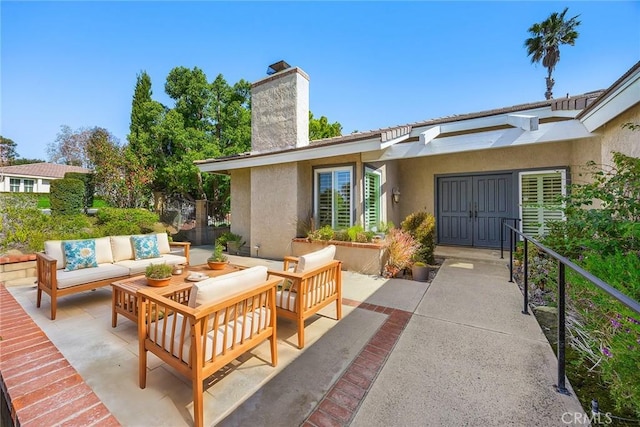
[291,238,386,276]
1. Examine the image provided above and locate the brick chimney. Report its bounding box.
[251,61,310,153]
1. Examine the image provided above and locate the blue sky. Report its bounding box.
[2,1,639,161]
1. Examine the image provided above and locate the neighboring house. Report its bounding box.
[196,61,640,260]
[0,163,92,193]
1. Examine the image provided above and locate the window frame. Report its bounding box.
[9,178,20,192]
[23,179,35,193]
[518,169,567,236]
[313,164,355,229]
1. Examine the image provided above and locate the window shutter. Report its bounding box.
[521,172,564,236]
[364,170,381,231]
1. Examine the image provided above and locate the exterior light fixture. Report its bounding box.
[392,187,401,204]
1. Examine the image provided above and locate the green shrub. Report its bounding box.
[65,172,95,211]
[95,207,158,234]
[401,211,436,264]
[308,225,335,241]
[50,178,85,215]
[0,192,40,210]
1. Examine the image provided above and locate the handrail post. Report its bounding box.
[522,239,529,315]
[509,227,514,282]
[556,262,569,394]
[500,218,504,259]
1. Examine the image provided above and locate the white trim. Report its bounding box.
[197,138,380,173]
[363,119,593,162]
[419,126,441,145]
[380,133,411,150]
[580,70,640,132]
[506,114,539,131]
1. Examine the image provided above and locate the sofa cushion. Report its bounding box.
[111,235,134,262]
[188,266,268,308]
[94,237,114,264]
[155,232,171,254]
[151,307,271,364]
[131,235,160,260]
[296,245,336,274]
[114,253,186,276]
[56,263,130,289]
[44,240,65,270]
[63,240,99,271]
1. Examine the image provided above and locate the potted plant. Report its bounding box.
[226,233,245,255]
[145,263,173,287]
[383,228,419,278]
[207,243,228,270]
[411,261,430,282]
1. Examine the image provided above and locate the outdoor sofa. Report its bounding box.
[137,265,279,427]
[268,245,342,348]
[36,233,190,320]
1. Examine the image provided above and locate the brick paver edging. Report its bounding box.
[0,284,120,427]
[303,298,412,427]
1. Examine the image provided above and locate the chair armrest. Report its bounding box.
[282,256,299,271]
[169,241,190,265]
[36,252,58,289]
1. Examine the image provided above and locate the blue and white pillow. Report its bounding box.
[63,240,98,271]
[131,235,160,260]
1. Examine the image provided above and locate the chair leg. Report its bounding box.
[336,297,342,320]
[270,334,278,367]
[51,298,57,320]
[36,287,42,307]
[139,348,147,388]
[297,319,305,349]
[193,377,204,427]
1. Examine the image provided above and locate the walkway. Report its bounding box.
[2,248,586,426]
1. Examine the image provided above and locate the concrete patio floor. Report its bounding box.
[3,246,587,426]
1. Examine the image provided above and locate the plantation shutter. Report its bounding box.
[315,167,353,229]
[521,172,564,236]
[364,169,381,231]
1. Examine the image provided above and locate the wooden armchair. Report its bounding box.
[268,245,342,349]
[137,267,280,427]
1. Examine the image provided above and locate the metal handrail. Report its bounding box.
[500,217,521,259]
[503,221,640,395]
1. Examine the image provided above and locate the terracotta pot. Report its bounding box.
[146,277,171,287]
[207,261,227,270]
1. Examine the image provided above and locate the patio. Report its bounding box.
[2,247,586,426]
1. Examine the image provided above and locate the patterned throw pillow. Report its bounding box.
[131,235,160,260]
[63,240,98,271]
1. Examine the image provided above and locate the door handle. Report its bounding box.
[474,203,478,219]
[469,203,473,218]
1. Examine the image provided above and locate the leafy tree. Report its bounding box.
[0,136,18,166]
[309,112,342,140]
[525,7,580,99]
[12,158,46,165]
[165,66,211,131]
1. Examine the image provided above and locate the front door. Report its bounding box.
[437,174,513,248]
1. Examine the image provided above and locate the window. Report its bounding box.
[24,179,35,193]
[364,168,381,231]
[520,170,566,236]
[314,166,353,229]
[9,178,20,192]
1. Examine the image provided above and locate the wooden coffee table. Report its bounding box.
[111,263,241,327]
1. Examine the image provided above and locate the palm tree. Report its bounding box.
[525,8,581,100]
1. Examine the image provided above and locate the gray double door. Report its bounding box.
[437,174,513,248]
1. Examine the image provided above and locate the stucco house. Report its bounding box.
[196,61,640,261]
[0,163,92,193]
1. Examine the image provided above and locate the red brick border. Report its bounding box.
[302,298,412,427]
[0,285,120,426]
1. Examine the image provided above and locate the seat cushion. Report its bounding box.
[296,245,336,273]
[150,307,271,364]
[114,254,186,275]
[131,235,160,260]
[188,266,268,308]
[56,263,130,289]
[63,239,98,271]
[111,235,134,262]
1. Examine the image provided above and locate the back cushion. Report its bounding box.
[188,266,268,308]
[131,235,160,260]
[94,237,114,264]
[155,232,171,254]
[296,245,336,273]
[44,240,65,270]
[111,235,134,262]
